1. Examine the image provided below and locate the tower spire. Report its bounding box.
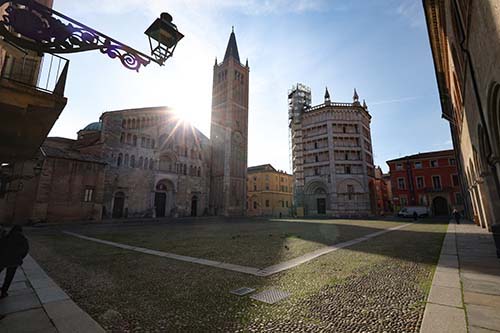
[224,27,240,62]
[324,86,330,104]
[353,88,359,102]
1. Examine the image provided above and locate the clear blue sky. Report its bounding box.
[49,0,452,173]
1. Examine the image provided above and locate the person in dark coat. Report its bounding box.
[452,209,461,225]
[0,225,29,299]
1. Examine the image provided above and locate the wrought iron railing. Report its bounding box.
[1,52,68,93]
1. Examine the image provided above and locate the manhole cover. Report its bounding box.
[230,287,255,296]
[250,289,290,304]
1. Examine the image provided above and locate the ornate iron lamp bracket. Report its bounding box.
[0,0,154,71]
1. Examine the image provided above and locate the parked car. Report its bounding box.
[398,206,429,218]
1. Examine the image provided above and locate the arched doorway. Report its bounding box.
[432,196,449,216]
[112,192,125,218]
[155,180,175,217]
[191,195,198,217]
[315,188,327,214]
[304,180,328,215]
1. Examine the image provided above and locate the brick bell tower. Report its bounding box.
[209,27,249,216]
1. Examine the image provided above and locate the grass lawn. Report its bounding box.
[27,218,447,332]
[66,218,410,268]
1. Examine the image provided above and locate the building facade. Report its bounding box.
[289,85,375,216]
[0,137,105,223]
[424,0,500,230]
[387,149,463,215]
[209,29,249,216]
[87,107,211,219]
[246,164,293,217]
[371,166,392,215]
[1,0,68,164]
[0,29,250,224]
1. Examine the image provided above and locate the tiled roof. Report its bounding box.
[386,149,455,163]
[41,138,105,164]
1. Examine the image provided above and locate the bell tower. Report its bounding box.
[209,28,249,216]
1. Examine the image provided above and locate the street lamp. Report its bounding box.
[0,0,184,72]
[145,12,184,65]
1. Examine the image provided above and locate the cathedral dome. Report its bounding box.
[81,122,102,132]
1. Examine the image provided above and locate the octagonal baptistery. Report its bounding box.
[289,86,375,217]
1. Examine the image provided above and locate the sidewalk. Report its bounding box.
[0,255,104,333]
[421,219,500,333]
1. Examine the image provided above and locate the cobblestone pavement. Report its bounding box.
[244,259,430,333]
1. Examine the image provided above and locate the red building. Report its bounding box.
[370,166,392,215]
[387,149,463,216]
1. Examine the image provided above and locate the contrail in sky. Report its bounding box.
[370,94,437,106]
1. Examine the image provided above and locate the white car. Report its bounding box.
[398,206,429,218]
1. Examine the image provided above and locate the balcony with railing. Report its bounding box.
[0,51,69,162]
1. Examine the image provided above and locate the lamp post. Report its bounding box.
[0,0,184,72]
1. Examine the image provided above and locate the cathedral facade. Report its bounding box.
[80,107,212,219]
[0,30,249,223]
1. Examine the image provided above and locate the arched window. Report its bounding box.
[138,156,143,168]
[124,154,129,167]
[127,133,131,144]
[132,119,136,129]
[122,120,126,128]
[197,167,201,177]
[152,139,155,148]
[133,135,137,146]
[141,137,145,147]
[131,155,135,168]
[117,153,123,167]
[120,133,124,143]
[127,119,131,129]
[149,159,154,170]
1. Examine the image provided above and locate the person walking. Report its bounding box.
[0,225,29,299]
[452,208,461,225]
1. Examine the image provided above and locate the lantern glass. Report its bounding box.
[145,12,184,63]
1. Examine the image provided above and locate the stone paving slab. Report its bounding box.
[36,285,70,304]
[464,291,500,308]
[422,219,500,333]
[469,326,500,333]
[420,302,467,333]
[64,222,413,277]
[420,220,466,333]
[0,308,56,333]
[0,292,40,315]
[427,285,463,307]
[44,299,105,333]
[432,270,461,289]
[0,255,105,333]
[467,304,500,332]
[463,278,500,296]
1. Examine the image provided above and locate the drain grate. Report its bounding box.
[230,287,256,296]
[250,289,290,304]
